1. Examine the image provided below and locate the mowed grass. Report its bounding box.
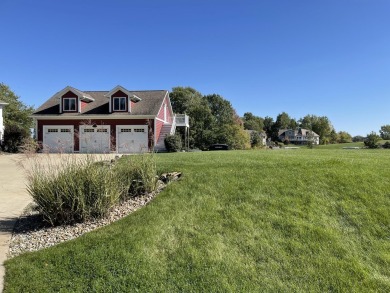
[4,150,390,292]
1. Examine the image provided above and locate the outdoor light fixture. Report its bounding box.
[92,123,97,128]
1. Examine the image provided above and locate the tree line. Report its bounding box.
[1,82,390,152]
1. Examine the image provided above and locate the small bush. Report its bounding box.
[164,134,182,152]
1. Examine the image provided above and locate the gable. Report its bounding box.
[33,87,169,117]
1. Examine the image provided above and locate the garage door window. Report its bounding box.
[84,129,94,133]
[61,129,71,132]
[134,128,145,132]
[97,129,107,132]
[121,129,132,132]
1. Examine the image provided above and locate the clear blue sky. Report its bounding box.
[1,0,389,136]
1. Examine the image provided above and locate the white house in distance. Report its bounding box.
[0,100,8,144]
[278,128,320,145]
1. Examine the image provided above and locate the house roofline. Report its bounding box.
[32,115,156,120]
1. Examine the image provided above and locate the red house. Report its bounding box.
[32,85,189,153]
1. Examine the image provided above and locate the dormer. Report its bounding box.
[105,85,141,113]
[57,86,95,114]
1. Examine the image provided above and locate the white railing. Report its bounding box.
[175,114,189,127]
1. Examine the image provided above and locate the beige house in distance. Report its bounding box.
[278,128,320,145]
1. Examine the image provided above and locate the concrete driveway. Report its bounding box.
[0,154,32,292]
[0,153,118,292]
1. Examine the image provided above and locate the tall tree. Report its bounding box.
[170,86,203,114]
[242,112,264,132]
[0,83,34,152]
[299,114,333,144]
[263,116,274,140]
[0,83,34,129]
[379,125,390,140]
[203,94,235,126]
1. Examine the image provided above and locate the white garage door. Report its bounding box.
[43,125,74,153]
[79,125,110,153]
[117,125,148,153]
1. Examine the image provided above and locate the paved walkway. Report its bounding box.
[0,153,118,292]
[0,154,32,292]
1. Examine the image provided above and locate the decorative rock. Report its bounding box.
[8,171,181,258]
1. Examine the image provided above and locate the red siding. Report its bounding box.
[157,96,173,123]
[37,119,154,152]
[155,119,164,144]
[80,101,88,111]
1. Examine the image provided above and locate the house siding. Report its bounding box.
[37,118,154,152]
[157,96,173,123]
[155,119,164,145]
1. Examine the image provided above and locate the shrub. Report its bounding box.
[1,123,30,153]
[382,141,390,149]
[164,134,182,152]
[364,132,381,149]
[26,154,158,226]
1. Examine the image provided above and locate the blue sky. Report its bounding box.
[1,0,389,136]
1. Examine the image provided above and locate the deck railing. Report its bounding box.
[175,114,189,127]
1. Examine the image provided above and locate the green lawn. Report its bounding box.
[5,149,390,292]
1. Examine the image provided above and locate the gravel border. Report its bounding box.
[8,180,169,258]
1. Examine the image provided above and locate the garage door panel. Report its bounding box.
[117,125,148,153]
[80,125,110,153]
[43,126,74,153]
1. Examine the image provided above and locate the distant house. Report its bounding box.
[245,130,267,145]
[278,128,320,145]
[32,85,189,153]
[0,100,8,143]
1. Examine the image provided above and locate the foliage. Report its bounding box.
[0,83,34,129]
[242,112,264,132]
[352,135,365,142]
[382,141,390,149]
[299,115,333,144]
[379,124,390,140]
[170,87,249,150]
[364,131,381,149]
[25,154,157,226]
[164,134,182,152]
[337,131,353,143]
[1,123,30,152]
[250,131,264,148]
[6,150,390,292]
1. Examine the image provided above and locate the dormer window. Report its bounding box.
[63,97,76,111]
[113,97,126,111]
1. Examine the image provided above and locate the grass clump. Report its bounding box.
[26,154,157,226]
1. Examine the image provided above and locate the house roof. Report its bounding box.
[279,128,319,137]
[33,88,168,117]
[245,130,267,137]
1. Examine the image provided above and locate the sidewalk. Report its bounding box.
[0,154,32,293]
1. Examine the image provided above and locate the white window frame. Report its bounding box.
[63,97,77,112]
[113,97,126,111]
